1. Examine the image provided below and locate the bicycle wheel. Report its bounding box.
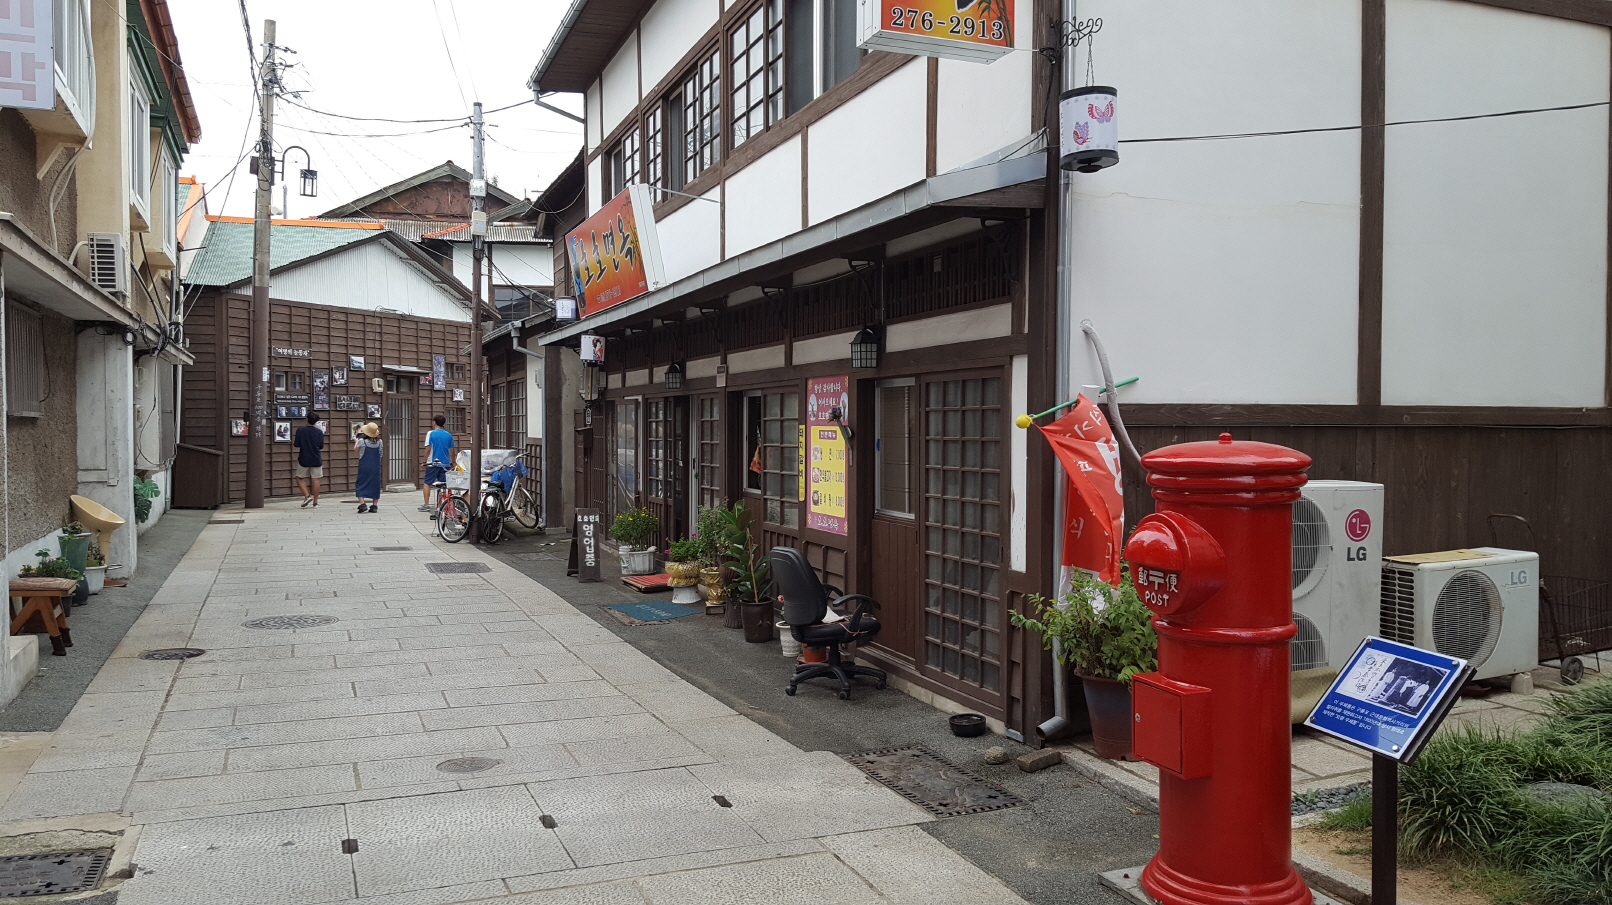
[511,487,540,529]
[439,496,471,543]
[480,511,505,544]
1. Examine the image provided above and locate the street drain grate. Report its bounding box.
[843,745,1025,818]
[436,757,502,774]
[139,648,206,661]
[241,615,339,630]
[0,850,112,897]
[425,562,491,574]
[371,546,412,552]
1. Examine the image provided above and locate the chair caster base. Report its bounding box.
[785,685,797,696]
[837,689,850,700]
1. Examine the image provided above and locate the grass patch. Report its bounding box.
[1319,791,1373,830]
[1397,679,1612,904]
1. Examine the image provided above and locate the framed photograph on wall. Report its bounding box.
[452,388,465,402]
[336,395,362,412]
[349,421,365,440]
[366,404,382,418]
[316,420,329,434]
[332,366,348,386]
[273,422,292,443]
[230,419,248,437]
[349,355,365,371]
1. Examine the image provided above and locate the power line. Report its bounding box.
[235,0,258,83]
[279,95,468,124]
[277,120,469,139]
[1124,100,1610,144]
[429,0,471,111]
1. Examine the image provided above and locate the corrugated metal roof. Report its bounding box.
[183,221,378,287]
[323,219,548,244]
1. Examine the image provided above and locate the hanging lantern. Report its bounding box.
[664,361,685,390]
[850,326,882,369]
[553,296,579,323]
[299,168,318,197]
[1058,86,1118,173]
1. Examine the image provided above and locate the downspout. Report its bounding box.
[1,250,9,570]
[1037,0,1082,744]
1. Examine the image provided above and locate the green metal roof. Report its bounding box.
[183,220,380,288]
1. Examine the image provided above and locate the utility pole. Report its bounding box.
[468,101,486,540]
[247,19,277,509]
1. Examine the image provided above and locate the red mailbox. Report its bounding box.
[1124,433,1313,905]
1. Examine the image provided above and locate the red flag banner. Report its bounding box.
[1038,395,1124,584]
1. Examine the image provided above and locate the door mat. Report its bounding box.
[621,574,672,592]
[604,601,701,625]
[843,745,1025,818]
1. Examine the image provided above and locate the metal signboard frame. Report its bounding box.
[1304,636,1473,764]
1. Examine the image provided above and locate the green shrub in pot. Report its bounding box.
[608,507,658,550]
[1011,567,1157,683]
[18,549,82,582]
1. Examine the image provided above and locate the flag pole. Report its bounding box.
[1014,377,1139,428]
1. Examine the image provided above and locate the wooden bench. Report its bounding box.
[9,578,76,656]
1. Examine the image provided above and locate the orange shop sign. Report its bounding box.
[564,184,668,317]
[856,0,1013,64]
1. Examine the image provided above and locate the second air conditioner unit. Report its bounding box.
[1380,548,1539,682]
[1289,481,1384,721]
[86,232,128,297]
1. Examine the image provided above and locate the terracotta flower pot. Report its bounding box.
[1079,674,1134,760]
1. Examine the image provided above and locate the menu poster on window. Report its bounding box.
[806,376,850,536]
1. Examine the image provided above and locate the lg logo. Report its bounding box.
[1344,508,1372,563]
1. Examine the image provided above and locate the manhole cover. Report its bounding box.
[371,546,412,552]
[208,519,244,525]
[0,850,112,897]
[436,757,502,774]
[242,615,339,630]
[844,745,1025,818]
[425,562,491,574]
[139,648,206,661]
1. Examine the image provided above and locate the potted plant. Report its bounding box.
[693,506,728,611]
[83,540,107,595]
[57,521,92,606]
[609,507,659,575]
[1011,567,1157,760]
[664,538,704,605]
[133,475,161,523]
[716,501,774,642]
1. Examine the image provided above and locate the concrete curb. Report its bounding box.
[1057,748,1158,812]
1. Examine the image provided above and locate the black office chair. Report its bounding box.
[770,546,886,700]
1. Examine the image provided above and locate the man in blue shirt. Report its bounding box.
[292,413,325,508]
[421,415,455,515]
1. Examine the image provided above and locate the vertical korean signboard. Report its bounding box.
[807,377,850,535]
[857,0,1012,64]
[564,184,667,318]
[0,0,52,111]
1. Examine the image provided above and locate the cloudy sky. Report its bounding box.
[166,0,585,221]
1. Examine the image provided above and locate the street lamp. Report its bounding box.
[850,325,882,369]
[664,361,684,390]
[276,145,317,217]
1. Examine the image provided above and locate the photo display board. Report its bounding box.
[1305,636,1473,763]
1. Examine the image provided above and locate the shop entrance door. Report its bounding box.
[386,395,415,484]
[917,373,1006,698]
[870,378,921,663]
[646,397,690,546]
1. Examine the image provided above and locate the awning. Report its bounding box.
[537,148,1047,346]
[381,364,430,375]
[0,213,138,325]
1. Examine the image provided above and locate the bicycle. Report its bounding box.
[436,453,537,544]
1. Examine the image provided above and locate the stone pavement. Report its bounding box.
[0,501,1031,905]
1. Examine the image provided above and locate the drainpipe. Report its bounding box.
[1036,0,1083,744]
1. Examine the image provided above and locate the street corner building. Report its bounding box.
[525,0,1612,741]
[2,0,201,707]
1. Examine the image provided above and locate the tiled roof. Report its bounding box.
[183,220,379,287]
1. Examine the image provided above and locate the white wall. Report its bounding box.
[640,0,718,93]
[935,51,1032,174]
[656,187,722,282]
[269,241,470,322]
[724,136,802,256]
[447,242,554,294]
[585,84,602,152]
[600,32,641,141]
[807,59,928,224]
[76,332,137,575]
[1381,0,1609,406]
[1066,0,1362,405]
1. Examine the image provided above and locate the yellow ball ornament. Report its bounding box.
[1014,414,1033,429]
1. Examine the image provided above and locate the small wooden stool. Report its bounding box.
[8,578,76,656]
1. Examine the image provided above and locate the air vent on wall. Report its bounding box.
[86,232,128,297]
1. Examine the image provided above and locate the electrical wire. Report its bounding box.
[278,95,470,124]
[1122,100,1610,144]
[276,120,470,139]
[429,0,472,111]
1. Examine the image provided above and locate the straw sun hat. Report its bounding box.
[360,422,381,438]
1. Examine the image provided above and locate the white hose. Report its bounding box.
[1080,320,1142,466]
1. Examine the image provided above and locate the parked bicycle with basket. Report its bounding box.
[436,449,537,544]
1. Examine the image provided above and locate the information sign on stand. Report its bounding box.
[567,509,602,582]
[1305,637,1475,905]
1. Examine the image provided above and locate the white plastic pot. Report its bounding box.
[777,622,801,658]
[619,547,656,576]
[85,564,107,595]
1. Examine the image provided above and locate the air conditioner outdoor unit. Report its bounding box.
[1380,548,1539,682]
[1289,481,1384,721]
[86,232,128,297]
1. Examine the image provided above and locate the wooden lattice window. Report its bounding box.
[922,374,1005,692]
[731,0,784,149]
[745,391,800,528]
[508,376,526,442]
[697,395,723,509]
[682,49,721,185]
[446,407,466,437]
[490,383,508,449]
[646,397,668,500]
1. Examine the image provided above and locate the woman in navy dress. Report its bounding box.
[354,422,384,513]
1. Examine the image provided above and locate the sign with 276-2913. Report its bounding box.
[858,0,1013,64]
